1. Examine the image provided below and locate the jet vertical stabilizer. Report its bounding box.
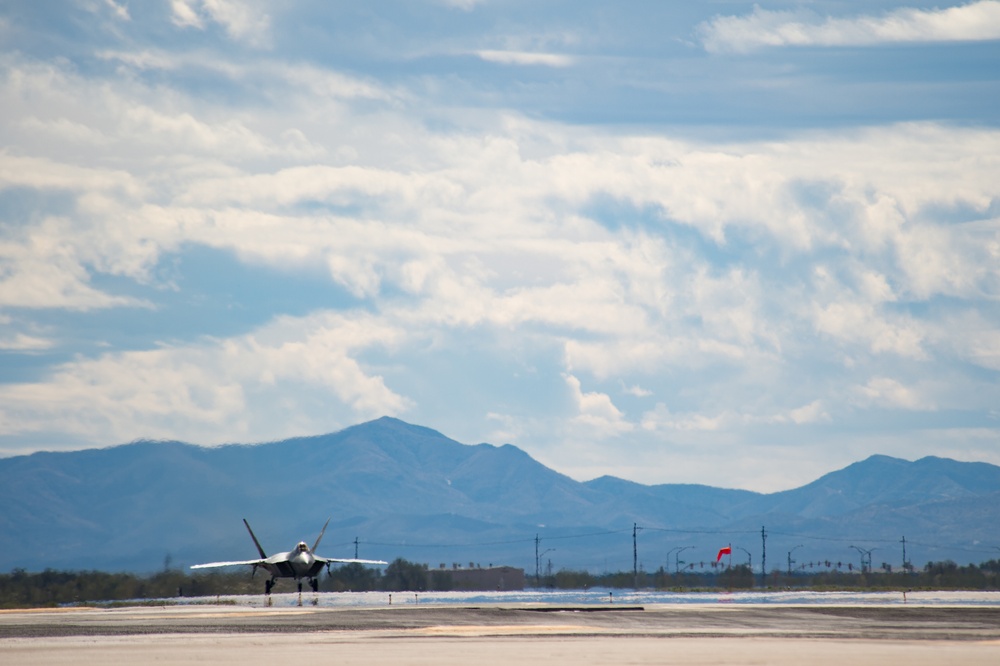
[312,518,331,552]
[243,518,268,558]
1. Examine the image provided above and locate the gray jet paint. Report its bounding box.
[191,518,386,594]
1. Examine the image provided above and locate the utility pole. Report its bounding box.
[535,534,540,585]
[354,537,359,559]
[760,526,767,588]
[900,536,908,572]
[633,523,639,589]
[534,534,554,586]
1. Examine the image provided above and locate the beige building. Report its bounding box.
[444,566,525,591]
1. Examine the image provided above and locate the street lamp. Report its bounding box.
[675,546,693,574]
[849,545,875,573]
[666,547,682,573]
[735,546,752,572]
[787,545,803,576]
[536,548,555,584]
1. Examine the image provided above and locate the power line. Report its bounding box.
[336,526,998,564]
[543,528,632,541]
[363,528,629,550]
[640,526,758,535]
[364,536,535,549]
[765,531,998,556]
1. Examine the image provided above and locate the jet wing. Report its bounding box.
[316,557,388,566]
[190,559,267,569]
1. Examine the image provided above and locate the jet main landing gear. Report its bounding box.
[265,579,275,595]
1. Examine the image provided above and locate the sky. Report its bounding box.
[0,0,998,493]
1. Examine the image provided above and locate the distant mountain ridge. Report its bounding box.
[1,417,997,573]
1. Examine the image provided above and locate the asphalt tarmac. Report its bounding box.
[2,602,999,664]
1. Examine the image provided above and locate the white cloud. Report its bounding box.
[700,1,1000,53]
[564,374,633,438]
[437,0,485,10]
[0,57,301,168]
[475,50,575,67]
[170,0,273,48]
[0,311,411,444]
[852,377,930,411]
[621,382,652,398]
[641,404,726,432]
[0,333,53,351]
[5,72,998,351]
[170,0,203,29]
[640,400,829,434]
[933,310,1000,372]
[963,328,1000,371]
[103,0,129,21]
[484,411,524,447]
[785,400,829,425]
[0,212,154,311]
[2,32,999,489]
[155,120,1000,379]
[812,300,926,359]
[118,105,279,157]
[20,117,108,145]
[95,50,392,105]
[0,251,142,311]
[0,154,142,197]
[178,164,414,208]
[275,62,395,102]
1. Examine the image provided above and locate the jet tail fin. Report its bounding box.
[312,518,331,553]
[243,518,268,559]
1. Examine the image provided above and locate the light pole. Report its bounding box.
[666,547,682,574]
[534,533,555,586]
[850,545,875,573]
[787,545,803,576]
[536,548,555,584]
[735,546,752,572]
[675,546,693,574]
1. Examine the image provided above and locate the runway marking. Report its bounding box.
[0,607,95,615]
[412,625,602,636]
[166,611,317,619]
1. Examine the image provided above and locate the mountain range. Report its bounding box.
[2,417,998,575]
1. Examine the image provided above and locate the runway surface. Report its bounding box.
[2,602,999,664]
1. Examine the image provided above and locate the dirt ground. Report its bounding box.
[2,603,998,665]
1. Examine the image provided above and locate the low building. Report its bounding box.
[446,566,525,591]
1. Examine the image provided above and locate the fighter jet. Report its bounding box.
[191,518,387,594]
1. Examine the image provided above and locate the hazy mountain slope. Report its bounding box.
[0,418,997,573]
[742,454,1000,519]
[584,476,761,527]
